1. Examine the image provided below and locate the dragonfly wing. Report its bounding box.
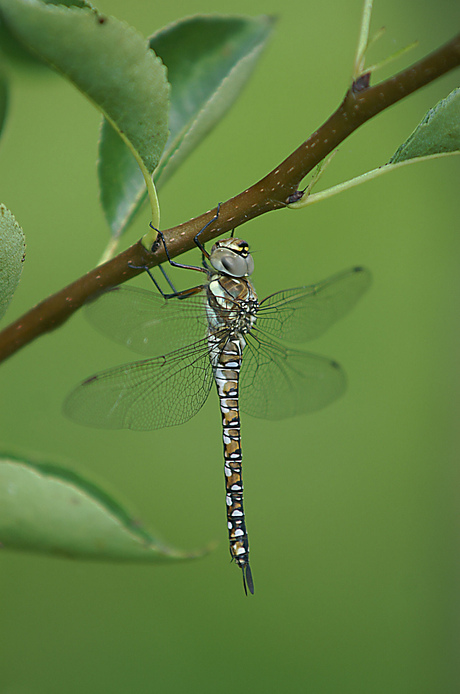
[240,333,346,420]
[84,286,208,355]
[63,339,214,430]
[255,266,371,343]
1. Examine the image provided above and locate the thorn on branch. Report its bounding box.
[286,191,304,204]
[352,72,371,93]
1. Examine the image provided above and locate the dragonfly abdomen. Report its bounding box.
[212,335,254,595]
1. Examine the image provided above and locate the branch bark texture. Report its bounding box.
[0,32,459,363]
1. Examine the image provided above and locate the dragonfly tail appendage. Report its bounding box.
[242,560,255,596]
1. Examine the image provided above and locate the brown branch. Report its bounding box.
[0,32,459,364]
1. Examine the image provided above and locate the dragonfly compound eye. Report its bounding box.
[210,248,254,277]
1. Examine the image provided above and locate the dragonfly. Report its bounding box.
[64,219,371,595]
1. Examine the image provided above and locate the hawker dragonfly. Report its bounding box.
[64,224,371,594]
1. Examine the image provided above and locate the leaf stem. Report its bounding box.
[288,151,460,208]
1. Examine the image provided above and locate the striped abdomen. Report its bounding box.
[213,334,254,595]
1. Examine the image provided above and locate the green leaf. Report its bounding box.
[0,205,25,321]
[0,68,7,137]
[0,454,206,562]
[390,88,460,162]
[46,0,95,7]
[98,121,148,244]
[0,13,43,68]
[0,0,170,212]
[31,0,95,7]
[0,1,95,68]
[98,14,274,241]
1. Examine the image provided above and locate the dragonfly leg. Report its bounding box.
[127,261,205,300]
[151,225,208,275]
[201,253,211,272]
[127,261,173,298]
[150,202,229,272]
[158,264,178,293]
[148,272,206,300]
[194,202,224,259]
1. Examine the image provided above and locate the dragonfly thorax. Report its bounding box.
[209,238,254,278]
[206,275,258,336]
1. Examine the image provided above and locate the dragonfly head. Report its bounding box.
[209,238,254,278]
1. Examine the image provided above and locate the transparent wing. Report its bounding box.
[255,267,371,343]
[84,286,208,355]
[240,332,346,420]
[63,338,215,430]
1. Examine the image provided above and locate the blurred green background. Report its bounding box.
[1,0,459,692]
